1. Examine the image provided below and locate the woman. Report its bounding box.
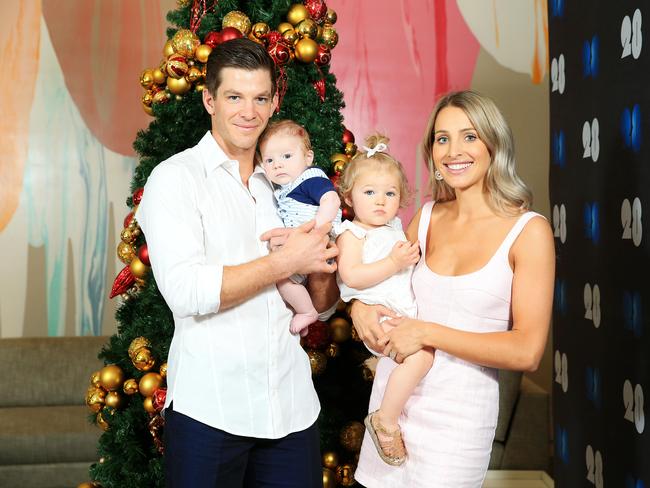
[351,90,555,487]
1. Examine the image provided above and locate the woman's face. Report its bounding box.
[431,106,491,192]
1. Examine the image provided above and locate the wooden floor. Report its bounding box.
[483,470,554,488]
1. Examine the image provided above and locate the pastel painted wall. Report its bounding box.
[0,0,550,387]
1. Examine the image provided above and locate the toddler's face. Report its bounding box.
[260,134,313,185]
[346,166,402,228]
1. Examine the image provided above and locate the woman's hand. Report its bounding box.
[379,317,429,363]
[349,301,399,352]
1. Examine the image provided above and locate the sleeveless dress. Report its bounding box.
[354,201,542,488]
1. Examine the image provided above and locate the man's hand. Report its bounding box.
[389,240,420,271]
[349,300,399,352]
[260,227,291,252]
[270,220,338,276]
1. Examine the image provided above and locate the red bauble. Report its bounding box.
[267,41,292,66]
[132,187,144,205]
[342,127,355,145]
[329,173,339,188]
[313,78,326,102]
[138,244,150,266]
[204,31,222,48]
[123,211,134,228]
[302,320,331,349]
[265,31,283,45]
[304,0,328,23]
[314,44,331,67]
[342,206,354,221]
[220,27,244,43]
[152,388,167,412]
[109,266,136,298]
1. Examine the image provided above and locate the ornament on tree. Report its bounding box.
[325,8,338,24]
[333,159,347,174]
[163,40,175,58]
[287,4,310,26]
[320,24,339,49]
[152,387,167,411]
[267,39,292,66]
[129,256,149,280]
[220,26,244,43]
[251,22,270,40]
[143,396,157,414]
[282,29,299,46]
[203,31,222,48]
[342,127,355,145]
[296,19,318,39]
[140,69,154,89]
[314,44,331,66]
[312,78,326,102]
[222,10,252,36]
[322,450,339,469]
[159,362,168,378]
[128,337,151,358]
[77,482,100,488]
[194,45,212,64]
[90,371,101,388]
[322,467,336,488]
[132,347,156,371]
[152,88,170,105]
[167,76,191,95]
[132,188,144,206]
[336,463,356,486]
[86,388,106,413]
[152,67,167,85]
[149,414,165,454]
[304,0,328,23]
[171,29,200,58]
[344,142,357,157]
[340,421,365,451]
[295,37,318,63]
[99,365,125,392]
[139,372,163,397]
[104,391,126,409]
[307,350,327,376]
[302,320,330,349]
[341,206,354,221]
[123,379,139,395]
[329,317,352,343]
[137,244,150,266]
[325,342,340,358]
[166,54,189,79]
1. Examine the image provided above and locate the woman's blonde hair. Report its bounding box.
[420,90,532,215]
[338,133,412,208]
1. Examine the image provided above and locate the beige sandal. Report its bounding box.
[363,411,407,466]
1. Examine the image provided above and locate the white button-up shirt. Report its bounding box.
[136,131,320,438]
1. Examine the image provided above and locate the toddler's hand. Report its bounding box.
[389,240,420,271]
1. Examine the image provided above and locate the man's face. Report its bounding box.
[203,67,277,159]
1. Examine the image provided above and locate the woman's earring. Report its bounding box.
[434,170,443,181]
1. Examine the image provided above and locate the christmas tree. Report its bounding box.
[81,2,371,487]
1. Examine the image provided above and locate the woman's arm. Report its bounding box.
[381,217,555,371]
[336,231,419,290]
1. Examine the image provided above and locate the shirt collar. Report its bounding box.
[198,131,241,175]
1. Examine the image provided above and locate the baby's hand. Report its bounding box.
[389,240,420,271]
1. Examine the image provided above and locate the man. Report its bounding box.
[136,38,339,487]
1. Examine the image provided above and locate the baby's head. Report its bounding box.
[338,133,412,226]
[258,119,314,186]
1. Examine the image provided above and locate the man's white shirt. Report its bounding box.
[136,131,320,438]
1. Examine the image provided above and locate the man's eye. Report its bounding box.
[256,97,269,104]
[228,96,239,102]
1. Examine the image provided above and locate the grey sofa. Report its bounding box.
[0,336,106,488]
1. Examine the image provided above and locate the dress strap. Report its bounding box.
[495,211,545,258]
[418,201,435,257]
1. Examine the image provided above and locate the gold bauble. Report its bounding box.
[123,378,139,395]
[344,142,358,157]
[132,347,156,371]
[166,55,189,78]
[307,350,327,376]
[248,33,265,45]
[222,10,252,36]
[282,29,299,45]
[139,372,163,397]
[152,89,171,104]
[194,44,212,64]
[159,362,168,378]
[121,227,137,244]
[326,8,338,24]
[99,365,125,392]
[143,396,157,414]
[287,3,310,26]
[117,241,136,265]
[317,25,323,41]
[361,365,374,382]
[163,40,175,58]
[171,29,200,58]
[104,391,126,409]
[77,483,97,488]
[336,463,356,486]
[152,68,166,85]
[167,76,191,95]
[143,103,154,116]
[340,421,365,451]
[322,451,339,469]
[141,91,154,107]
[140,69,154,89]
[195,83,206,93]
[333,159,347,174]
[128,337,151,359]
[322,467,336,488]
[296,19,318,39]
[295,38,319,63]
[186,66,202,83]
[325,342,340,358]
[330,152,349,165]
[129,256,148,280]
[86,388,106,413]
[252,22,270,39]
[277,22,294,34]
[177,0,191,5]
[320,24,339,49]
[329,317,352,343]
[90,370,101,388]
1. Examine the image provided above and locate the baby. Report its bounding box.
[259,119,342,335]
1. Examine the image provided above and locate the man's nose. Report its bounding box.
[240,100,255,119]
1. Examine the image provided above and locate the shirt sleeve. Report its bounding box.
[287,175,337,206]
[136,163,223,318]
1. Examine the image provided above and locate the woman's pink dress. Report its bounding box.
[355,201,542,487]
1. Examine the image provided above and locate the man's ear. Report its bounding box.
[305,150,314,165]
[270,92,279,114]
[202,88,215,115]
